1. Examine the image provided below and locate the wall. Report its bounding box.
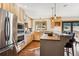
[32,18,51,32]
[17,3,79,19]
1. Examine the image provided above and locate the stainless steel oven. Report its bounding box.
[17,23,25,43]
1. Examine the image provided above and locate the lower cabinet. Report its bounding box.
[33,32,41,41]
[27,34,33,45]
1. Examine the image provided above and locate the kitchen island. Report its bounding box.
[40,32,71,56]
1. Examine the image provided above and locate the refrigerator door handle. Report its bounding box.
[4,17,10,41]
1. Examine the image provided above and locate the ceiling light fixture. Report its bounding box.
[51,3,57,20]
[54,3,57,20]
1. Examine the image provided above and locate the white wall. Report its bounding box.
[32,18,51,32]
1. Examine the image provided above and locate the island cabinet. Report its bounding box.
[40,33,71,56]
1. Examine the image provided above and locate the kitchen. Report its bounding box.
[0,3,79,56]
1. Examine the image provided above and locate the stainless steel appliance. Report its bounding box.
[17,23,24,35]
[0,8,17,55]
[17,23,24,42]
[16,23,25,52]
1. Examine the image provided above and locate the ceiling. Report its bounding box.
[16,3,79,19]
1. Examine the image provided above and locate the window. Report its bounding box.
[62,22,79,33]
[62,23,71,32]
[73,22,79,32]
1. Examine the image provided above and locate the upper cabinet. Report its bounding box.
[17,7,24,23]
[54,17,62,26]
[2,3,10,11]
[0,3,17,14]
[28,18,33,28]
[0,3,25,24]
[51,16,62,27]
[0,3,2,8]
[51,17,55,28]
[10,4,16,14]
[51,16,62,32]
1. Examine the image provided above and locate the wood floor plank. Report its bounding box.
[18,41,40,56]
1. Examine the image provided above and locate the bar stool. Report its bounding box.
[64,33,75,56]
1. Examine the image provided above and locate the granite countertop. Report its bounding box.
[53,31,72,36]
[40,31,72,41]
[40,34,60,41]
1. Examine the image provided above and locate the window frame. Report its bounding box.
[62,21,79,33]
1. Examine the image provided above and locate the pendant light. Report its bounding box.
[54,3,56,20]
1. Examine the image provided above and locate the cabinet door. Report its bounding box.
[27,36,30,44]
[34,32,40,40]
[0,3,2,8]
[19,8,22,22]
[2,3,10,11]
[28,19,32,28]
[17,8,21,23]
[10,4,14,13]
[27,35,32,44]
[21,9,24,23]
[17,8,24,24]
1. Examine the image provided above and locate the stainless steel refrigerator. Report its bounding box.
[0,8,17,56]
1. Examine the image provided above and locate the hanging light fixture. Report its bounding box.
[51,7,53,16]
[51,3,57,19]
[54,3,56,19]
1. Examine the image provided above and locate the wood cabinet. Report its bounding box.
[51,17,55,28]
[21,9,24,22]
[10,4,16,14]
[0,3,2,8]
[33,32,41,41]
[2,3,11,12]
[51,16,62,32]
[27,34,33,44]
[0,3,24,24]
[2,3,16,14]
[24,33,33,45]
[54,17,62,26]
[51,16,62,27]
[17,7,24,23]
[28,18,33,28]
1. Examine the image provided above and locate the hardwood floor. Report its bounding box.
[18,41,40,56]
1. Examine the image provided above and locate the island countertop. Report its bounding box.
[40,31,72,41]
[40,34,60,41]
[53,31,72,36]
